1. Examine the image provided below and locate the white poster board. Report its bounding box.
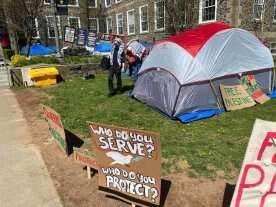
[231,119,276,207]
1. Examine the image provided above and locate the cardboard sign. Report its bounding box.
[73,147,98,170]
[87,32,97,47]
[64,26,76,43]
[42,105,68,155]
[231,119,276,207]
[240,75,270,104]
[88,122,161,206]
[76,29,87,46]
[220,84,256,111]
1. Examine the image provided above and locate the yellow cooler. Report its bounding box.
[28,67,59,87]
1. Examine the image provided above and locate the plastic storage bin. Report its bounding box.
[28,67,59,87]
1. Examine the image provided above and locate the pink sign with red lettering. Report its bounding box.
[231,119,276,207]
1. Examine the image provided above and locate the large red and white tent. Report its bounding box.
[133,23,275,122]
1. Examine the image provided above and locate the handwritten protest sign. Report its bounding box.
[76,29,87,46]
[231,119,276,207]
[42,105,68,155]
[240,74,270,104]
[64,26,76,43]
[220,84,256,111]
[73,147,98,170]
[88,122,161,206]
[87,32,97,47]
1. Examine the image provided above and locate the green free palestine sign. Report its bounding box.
[48,123,66,151]
[42,105,68,155]
[220,84,256,111]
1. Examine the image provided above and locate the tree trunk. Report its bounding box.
[25,35,32,57]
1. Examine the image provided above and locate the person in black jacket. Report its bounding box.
[108,38,125,97]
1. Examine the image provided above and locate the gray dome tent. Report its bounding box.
[132,23,275,122]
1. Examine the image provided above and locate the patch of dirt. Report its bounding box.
[13,88,237,207]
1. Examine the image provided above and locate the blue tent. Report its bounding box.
[95,42,112,53]
[20,44,56,56]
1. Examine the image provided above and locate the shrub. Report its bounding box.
[29,56,60,65]
[11,55,27,67]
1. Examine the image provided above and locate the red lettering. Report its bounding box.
[235,164,265,207]
[251,90,265,100]
[257,132,276,163]
[260,174,276,207]
[75,153,97,167]
[43,108,63,129]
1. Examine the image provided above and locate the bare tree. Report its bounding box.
[3,0,44,56]
[165,0,196,34]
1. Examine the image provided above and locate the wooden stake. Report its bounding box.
[210,80,223,109]
[87,166,91,179]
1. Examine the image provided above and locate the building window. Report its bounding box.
[88,18,99,32]
[46,16,61,39]
[271,43,276,55]
[68,17,81,29]
[88,0,97,8]
[273,0,276,22]
[68,0,79,7]
[105,0,111,8]
[199,0,217,23]
[116,13,124,35]
[44,0,51,5]
[127,10,135,35]
[155,0,165,30]
[253,0,264,20]
[106,16,112,33]
[139,5,149,33]
[33,18,40,39]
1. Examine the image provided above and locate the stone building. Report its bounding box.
[3,0,276,55]
[100,0,276,54]
[102,0,168,41]
[37,0,103,46]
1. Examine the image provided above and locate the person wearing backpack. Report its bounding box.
[108,37,125,97]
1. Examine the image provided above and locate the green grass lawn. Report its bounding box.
[42,74,276,178]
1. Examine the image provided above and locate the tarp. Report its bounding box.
[20,44,56,56]
[95,42,112,52]
[177,109,224,123]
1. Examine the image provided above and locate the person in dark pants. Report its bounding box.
[108,38,125,97]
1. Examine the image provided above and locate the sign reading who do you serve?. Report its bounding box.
[89,122,161,206]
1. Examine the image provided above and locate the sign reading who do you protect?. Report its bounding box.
[89,122,161,206]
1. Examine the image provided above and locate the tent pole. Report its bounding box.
[209,80,223,110]
[172,85,182,117]
[272,69,276,92]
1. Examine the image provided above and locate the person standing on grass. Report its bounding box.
[126,40,146,81]
[108,37,125,97]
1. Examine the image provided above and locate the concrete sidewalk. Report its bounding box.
[0,88,63,207]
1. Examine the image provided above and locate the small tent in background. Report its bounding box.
[132,22,275,123]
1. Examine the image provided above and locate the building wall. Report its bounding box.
[239,0,276,43]
[40,0,102,46]
[103,0,169,42]
[3,0,276,52]
[187,0,276,49]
